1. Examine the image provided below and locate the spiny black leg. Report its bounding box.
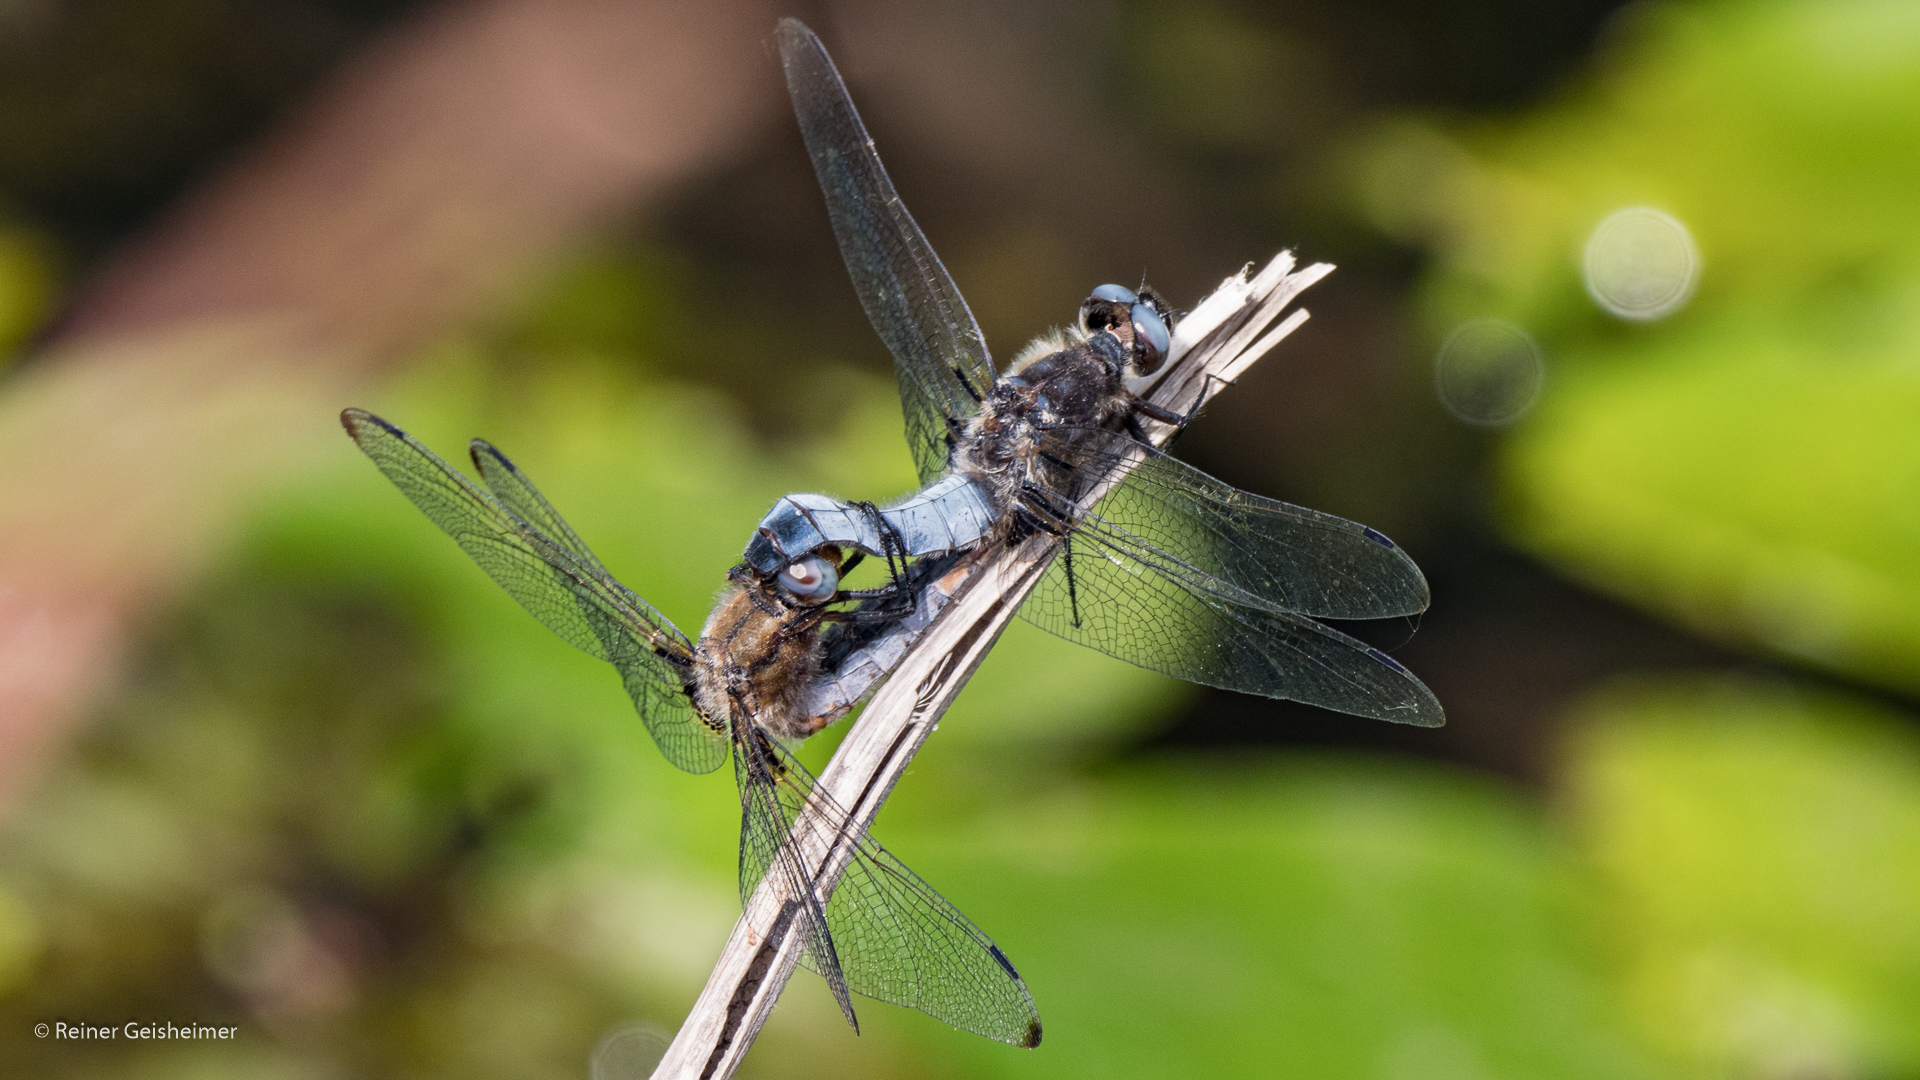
[825,499,914,621]
[1016,478,1077,524]
[1135,372,1232,431]
[1184,372,1233,423]
[1134,398,1187,427]
[823,606,915,625]
[879,515,909,590]
[1010,481,1085,626]
[851,500,910,593]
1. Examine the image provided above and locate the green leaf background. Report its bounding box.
[6,1,1920,1077]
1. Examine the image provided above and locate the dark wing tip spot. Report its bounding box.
[468,438,512,474]
[340,407,399,443]
[1022,1019,1043,1048]
[988,943,1020,979]
[1361,526,1396,549]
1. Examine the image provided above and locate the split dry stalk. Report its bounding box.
[652,252,1332,1079]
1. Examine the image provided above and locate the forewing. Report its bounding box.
[1020,525,1444,726]
[341,409,730,773]
[736,735,1043,1046]
[1042,427,1431,619]
[470,439,607,573]
[777,18,994,484]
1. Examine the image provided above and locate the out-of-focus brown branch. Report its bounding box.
[63,0,779,356]
[0,0,781,808]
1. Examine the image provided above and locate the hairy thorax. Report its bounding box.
[952,339,1133,533]
[693,583,829,740]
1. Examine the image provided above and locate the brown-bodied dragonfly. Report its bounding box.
[341,409,1041,1047]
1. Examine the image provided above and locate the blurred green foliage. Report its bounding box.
[899,758,1656,1080]
[1568,676,1920,1080]
[1360,0,1920,691]
[7,1,1920,1078]
[1352,1,1920,1075]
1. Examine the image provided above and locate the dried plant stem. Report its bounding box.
[652,252,1331,1080]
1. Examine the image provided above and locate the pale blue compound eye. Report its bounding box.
[1090,283,1138,304]
[777,553,839,603]
[1131,300,1170,373]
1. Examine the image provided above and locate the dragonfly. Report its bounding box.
[756,19,1444,728]
[340,409,1042,1047]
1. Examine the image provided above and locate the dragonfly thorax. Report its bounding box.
[948,331,1141,538]
[694,578,833,740]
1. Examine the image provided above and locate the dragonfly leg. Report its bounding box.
[853,499,911,591]
[820,605,912,625]
[1134,371,1232,430]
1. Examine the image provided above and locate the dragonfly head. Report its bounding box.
[773,548,841,605]
[1079,283,1173,378]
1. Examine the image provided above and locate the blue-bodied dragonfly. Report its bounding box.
[751,19,1444,728]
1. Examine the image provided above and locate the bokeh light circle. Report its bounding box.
[1434,318,1544,427]
[1582,206,1701,320]
[590,1023,668,1080]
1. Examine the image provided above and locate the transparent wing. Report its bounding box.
[470,438,607,573]
[341,409,731,773]
[1022,530,1441,725]
[1012,431,1442,725]
[1041,427,1431,620]
[735,732,856,1030]
[777,18,995,484]
[736,732,1042,1047]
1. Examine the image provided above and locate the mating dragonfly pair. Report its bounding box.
[343,18,1440,1052]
